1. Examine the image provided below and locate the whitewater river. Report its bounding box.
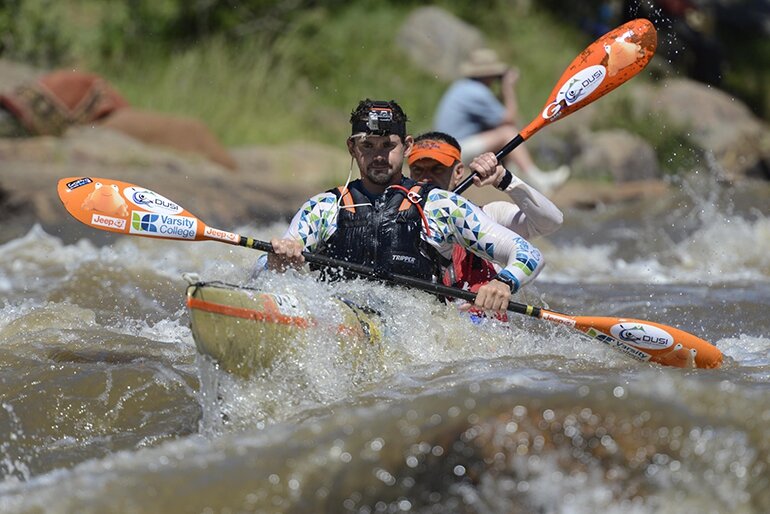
[1,175,769,513]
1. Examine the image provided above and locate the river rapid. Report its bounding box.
[1,175,769,514]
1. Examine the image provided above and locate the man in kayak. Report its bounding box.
[407,131,563,319]
[268,99,545,313]
[407,132,564,321]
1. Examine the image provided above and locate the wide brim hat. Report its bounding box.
[459,48,508,78]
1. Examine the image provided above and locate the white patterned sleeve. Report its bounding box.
[281,192,339,251]
[482,177,563,240]
[424,189,544,292]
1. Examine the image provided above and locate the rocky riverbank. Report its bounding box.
[1,57,768,245]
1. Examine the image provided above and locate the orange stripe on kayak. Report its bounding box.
[187,296,313,328]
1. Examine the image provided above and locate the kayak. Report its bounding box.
[185,281,383,378]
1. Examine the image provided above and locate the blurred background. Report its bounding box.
[1,0,769,236]
[1,0,767,147]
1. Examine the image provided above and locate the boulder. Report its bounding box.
[0,59,40,92]
[571,129,660,182]
[628,78,770,180]
[396,6,485,80]
[0,127,348,244]
[543,77,770,181]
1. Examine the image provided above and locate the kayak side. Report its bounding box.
[185,282,382,378]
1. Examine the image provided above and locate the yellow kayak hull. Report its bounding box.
[186,282,382,378]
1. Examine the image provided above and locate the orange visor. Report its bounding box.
[407,140,461,167]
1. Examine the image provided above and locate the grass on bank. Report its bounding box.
[92,3,588,147]
[5,0,698,175]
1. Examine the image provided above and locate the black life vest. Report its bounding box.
[312,178,443,281]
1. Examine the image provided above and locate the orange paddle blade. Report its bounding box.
[521,18,657,140]
[56,176,240,244]
[540,310,722,369]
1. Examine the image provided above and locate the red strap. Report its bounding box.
[186,295,313,328]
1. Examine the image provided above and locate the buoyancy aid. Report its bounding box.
[443,244,498,292]
[313,178,444,281]
[444,244,509,323]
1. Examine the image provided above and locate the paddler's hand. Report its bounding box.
[469,153,506,188]
[267,238,305,272]
[471,279,511,312]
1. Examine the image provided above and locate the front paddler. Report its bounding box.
[268,98,546,313]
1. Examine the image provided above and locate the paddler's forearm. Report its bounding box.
[499,172,563,237]
[496,235,544,293]
[424,188,544,294]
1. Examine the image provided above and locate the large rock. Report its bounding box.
[0,59,40,92]
[396,6,485,80]
[628,78,770,180]
[571,129,660,182]
[0,127,349,244]
[541,77,770,181]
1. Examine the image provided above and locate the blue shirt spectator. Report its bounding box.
[435,78,506,140]
[432,48,570,195]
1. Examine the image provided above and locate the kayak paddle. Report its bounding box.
[454,18,658,194]
[57,176,722,369]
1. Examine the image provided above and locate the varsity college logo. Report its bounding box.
[129,212,197,239]
[132,212,159,233]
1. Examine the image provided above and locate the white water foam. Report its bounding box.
[543,174,770,284]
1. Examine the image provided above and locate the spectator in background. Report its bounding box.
[434,48,570,196]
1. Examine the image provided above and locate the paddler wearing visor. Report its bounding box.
[406,131,563,319]
[268,99,546,313]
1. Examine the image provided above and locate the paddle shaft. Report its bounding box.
[240,236,541,317]
[57,165,723,368]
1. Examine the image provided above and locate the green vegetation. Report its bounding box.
[0,0,589,146]
[0,0,764,176]
[97,2,588,147]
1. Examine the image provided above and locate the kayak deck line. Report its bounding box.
[186,295,314,329]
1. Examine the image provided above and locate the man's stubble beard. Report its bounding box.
[364,164,400,185]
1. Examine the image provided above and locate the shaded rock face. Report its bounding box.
[540,77,770,183]
[572,130,660,182]
[0,127,350,244]
[0,119,670,245]
[640,79,770,180]
[0,60,40,92]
